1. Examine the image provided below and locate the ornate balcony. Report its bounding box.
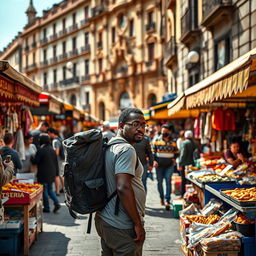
[58,28,67,37]
[69,24,78,32]
[81,45,90,53]
[164,36,177,68]
[31,41,37,48]
[97,41,103,48]
[202,0,233,29]
[81,75,90,82]
[40,38,48,44]
[50,33,58,41]
[25,45,30,52]
[145,22,156,32]
[59,53,68,60]
[69,49,78,57]
[50,56,58,64]
[60,77,79,86]
[40,60,48,66]
[81,19,89,26]
[180,8,200,46]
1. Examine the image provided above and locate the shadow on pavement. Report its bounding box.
[145,206,178,219]
[28,232,70,256]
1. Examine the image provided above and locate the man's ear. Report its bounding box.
[119,122,124,129]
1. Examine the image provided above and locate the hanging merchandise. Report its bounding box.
[194,116,200,139]
[212,108,224,131]
[223,109,236,131]
[204,112,212,140]
[14,129,25,161]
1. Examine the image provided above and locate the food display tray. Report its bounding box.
[220,189,256,207]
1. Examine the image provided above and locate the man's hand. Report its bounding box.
[148,165,153,172]
[153,161,158,168]
[134,223,146,243]
[237,153,244,162]
[178,166,182,171]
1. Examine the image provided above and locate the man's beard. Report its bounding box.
[134,137,143,143]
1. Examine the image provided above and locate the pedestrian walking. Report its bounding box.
[95,108,146,256]
[152,124,178,210]
[20,133,37,173]
[48,128,65,196]
[31,121,49,149]
[31,133,61,213]
[0,133,22,172]
[178,130,197,196]
[134,135,153,193]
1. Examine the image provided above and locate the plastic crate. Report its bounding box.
[0,227,22,256]
[172,199,184,218]
[241,237,256,256]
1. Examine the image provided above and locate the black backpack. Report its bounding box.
[62,129,118,233]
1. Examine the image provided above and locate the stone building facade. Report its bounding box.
[164,0,256,96]
[1,0,167,121]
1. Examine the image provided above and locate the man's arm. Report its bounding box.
[116,173,145,243]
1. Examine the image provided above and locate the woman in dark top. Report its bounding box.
[31,133,61,213]
[224,142,246,168]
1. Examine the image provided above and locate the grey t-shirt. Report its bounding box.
[98,136,146,229]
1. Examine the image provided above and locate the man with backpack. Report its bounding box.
[48,128,65,196]
[95,108,146,256]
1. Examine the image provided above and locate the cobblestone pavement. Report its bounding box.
[29,175,182,256]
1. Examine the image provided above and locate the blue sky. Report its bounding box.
[0,0,60,51]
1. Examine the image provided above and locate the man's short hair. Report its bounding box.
[39,133,51,146]
[41,122,49,128]
[161,124,170,130]
[3,133,14,145]
[48,127,58,135]
[118,108,144,124]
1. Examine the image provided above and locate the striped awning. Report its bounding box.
[168,48,256,114]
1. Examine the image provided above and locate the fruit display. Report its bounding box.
[222,187,256,201]
[2,182,43,204]
[2,182,42,193]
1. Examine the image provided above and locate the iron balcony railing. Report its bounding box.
[181,8,198,37]
[203,0,232,19]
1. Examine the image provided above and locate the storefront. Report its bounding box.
[0,61,43,255]
[168,49,256,256]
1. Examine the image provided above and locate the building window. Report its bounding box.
[112,27,116,43]
[85,59,89,75]
[98,58,103,73]
[53,69,57,83]
[99,102,105,121]
[120,91,132,109]
[53,23,56,34]
[72,13,76,25]
[26,55,28,67]
[33,53,35,64]
[129,19,134,37]
[53,45,57,57]
[148,10,154,24]
[62,18,66,29]
[214,36,230,71]
[85,32,89,45]
[73,63,77,77]
[85,91,90,105]
[62,66,66,80]
[72,37,76,50]
[119,14,126,29]
[43,28,47,39]
[62,41,66,54]
[84,6,89,18]
[99,32,102,42]
[70,94,77,106]
[43,72,47,86]
[33,34,36,43]
[148,43,155,62]
[148,93,157,107]
[43,49,47,61]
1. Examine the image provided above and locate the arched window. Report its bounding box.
[148,93,157,107]
[70,94,77,106]
[119,91,132,110]
[99,102,105,121]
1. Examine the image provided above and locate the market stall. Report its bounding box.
[0,60,42,255]
[167,49,256,256]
